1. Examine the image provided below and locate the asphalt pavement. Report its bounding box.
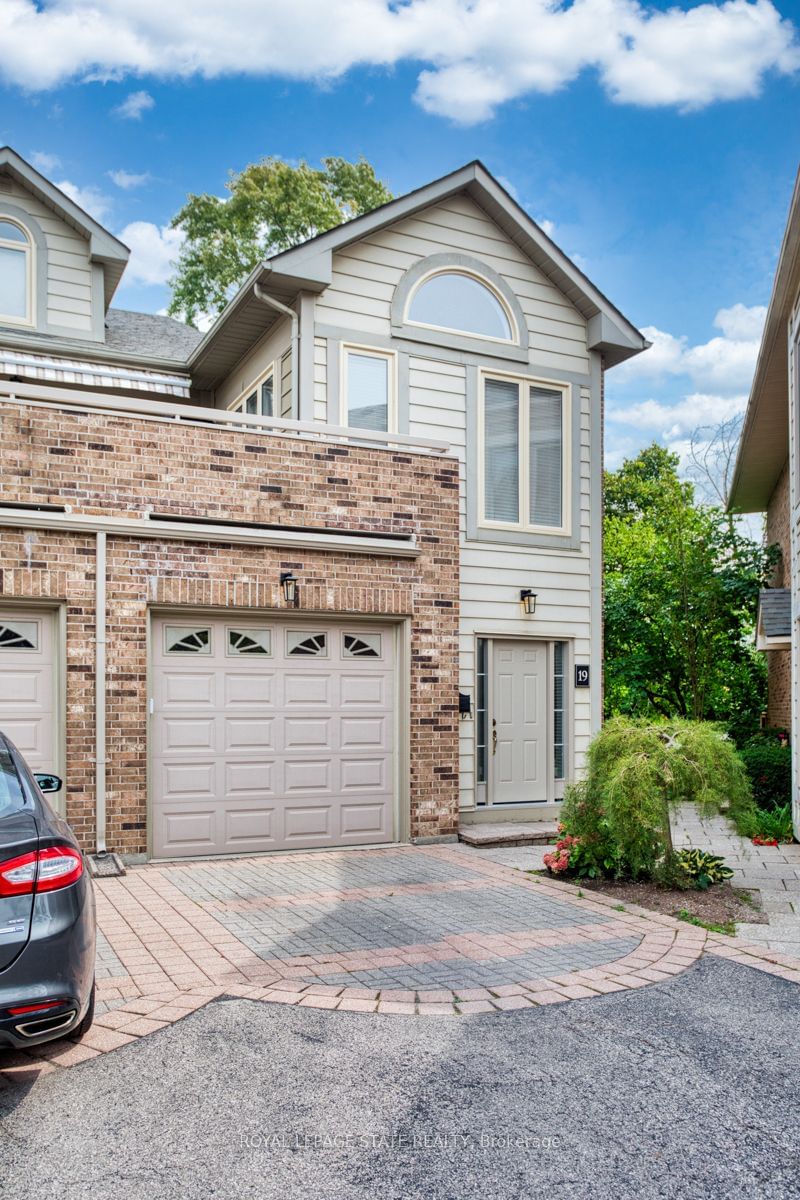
[1,956,798,1200]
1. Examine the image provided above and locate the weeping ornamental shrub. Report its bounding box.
[559,717,757,881]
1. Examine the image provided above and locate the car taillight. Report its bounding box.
[7,1000,64,1016]
[0,845,83,897]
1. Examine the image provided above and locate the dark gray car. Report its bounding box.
[0,733,95,1049]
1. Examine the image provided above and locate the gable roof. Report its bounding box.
[756,588,792,649]
[105,309,203,361]
[0,146,130,308]
[728,166,800,513]
[189,160,648,388]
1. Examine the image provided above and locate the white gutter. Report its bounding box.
[253,280,299,415]
[95,531,107,854]
[0,507,419,558]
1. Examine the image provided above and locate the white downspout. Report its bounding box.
[95,531,107,854]
[253,281,299,416]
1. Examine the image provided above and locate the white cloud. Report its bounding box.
[615,391,748,437]
[614,302,766,394]
[118,220,183,286]
[29,150,60,172]
[108,168,151,189]
[113,90,155,120]
[55,178,111,222]
[0,1,795,124]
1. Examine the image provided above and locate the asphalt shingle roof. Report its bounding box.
[104,309,203,363]
[759,588,791,639]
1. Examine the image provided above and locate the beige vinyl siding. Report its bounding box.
[313,192,599,812]
[2,177,94,335]
[214,315,291,410]
[318,195,589,374]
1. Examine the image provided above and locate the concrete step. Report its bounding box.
[458,821,560,848]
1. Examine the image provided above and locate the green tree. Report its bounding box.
[168,157,393,324]
[604,443,776,741]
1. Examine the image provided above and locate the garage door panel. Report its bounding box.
[283,805,333,842]
[283,672,333,707]
[1,718,46,757]
[284,758,332,794]
[161,671,216,708]
[224,717,276,751]
[162,761,216,799]
[159,717,216,753]
[0,667,52,707]
[339,673,387,707]
[340,802,391,839]
[283,717,334,749]
[152,617,395,857]
[340,757,387,791]
[225,760,276,796]
[224,672,275,707]
[224,807,276,845]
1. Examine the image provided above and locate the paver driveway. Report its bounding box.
[4,843,800,1073]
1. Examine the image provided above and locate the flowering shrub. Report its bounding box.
[543,834,579,874]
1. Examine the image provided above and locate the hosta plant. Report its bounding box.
[677,848,733,890]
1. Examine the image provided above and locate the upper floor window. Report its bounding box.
[406,270,514,343]
[480,372,568,533]
[0,218,33,326]
[230,365,274,417]
[341,345,396,432]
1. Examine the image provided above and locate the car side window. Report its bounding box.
[0,744,25,817]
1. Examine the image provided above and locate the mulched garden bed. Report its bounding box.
[563,876,767,930]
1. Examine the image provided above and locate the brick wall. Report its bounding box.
[0,400,461,853]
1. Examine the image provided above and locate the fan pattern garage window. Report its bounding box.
[287,631,328,657]
[227,628,271,656]
[343,633,381,658]
[0,620,38,650]
[0,218,32,325]
[407,271,513,341]
[165,626,211,654]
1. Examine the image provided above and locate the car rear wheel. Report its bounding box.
[73,980,95,1039]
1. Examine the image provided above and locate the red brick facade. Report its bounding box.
[0,399,461,854]
[766,459,792,730]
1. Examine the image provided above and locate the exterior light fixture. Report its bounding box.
[280,572,299,606]
[520,589,537,615]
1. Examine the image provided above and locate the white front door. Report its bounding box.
[151,615,395,858]
[491,639,548,804]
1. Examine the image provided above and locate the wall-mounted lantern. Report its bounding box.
[280,572,299,607]
[520,588,537,615]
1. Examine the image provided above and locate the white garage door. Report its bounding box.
[0,609,58,775]
[151,616,395,858]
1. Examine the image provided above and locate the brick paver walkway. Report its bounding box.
[3,843,800,1078]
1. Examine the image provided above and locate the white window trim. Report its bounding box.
[404,267,518,346]
[0,216,34,329]
[477,367,572,537]
[227,361,276,415]
[340,343,398,433]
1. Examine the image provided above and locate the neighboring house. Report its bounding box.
[729,166,800,836]
[0,147,646,861]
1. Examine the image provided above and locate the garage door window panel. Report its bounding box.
[227,628,272,656]
[165,626,212,655]
[287,631,328,657]
[0,621,39,651]
[343,633,382,658]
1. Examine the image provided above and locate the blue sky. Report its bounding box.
[1,0,798,468]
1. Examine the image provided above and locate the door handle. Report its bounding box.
[492,719,497,756]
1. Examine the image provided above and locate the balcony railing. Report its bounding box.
[0,379,451,457]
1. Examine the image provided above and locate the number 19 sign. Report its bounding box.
[574,665,590,688]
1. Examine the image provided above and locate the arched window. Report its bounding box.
[406,270,514,342]
[0,218,33,325]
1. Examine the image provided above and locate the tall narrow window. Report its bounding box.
[481,373,568,534]
[343,347,393,432]
[553,642,566,781]
[476,638,488,792]
[483,378,520,523]
[0,218,32,325]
